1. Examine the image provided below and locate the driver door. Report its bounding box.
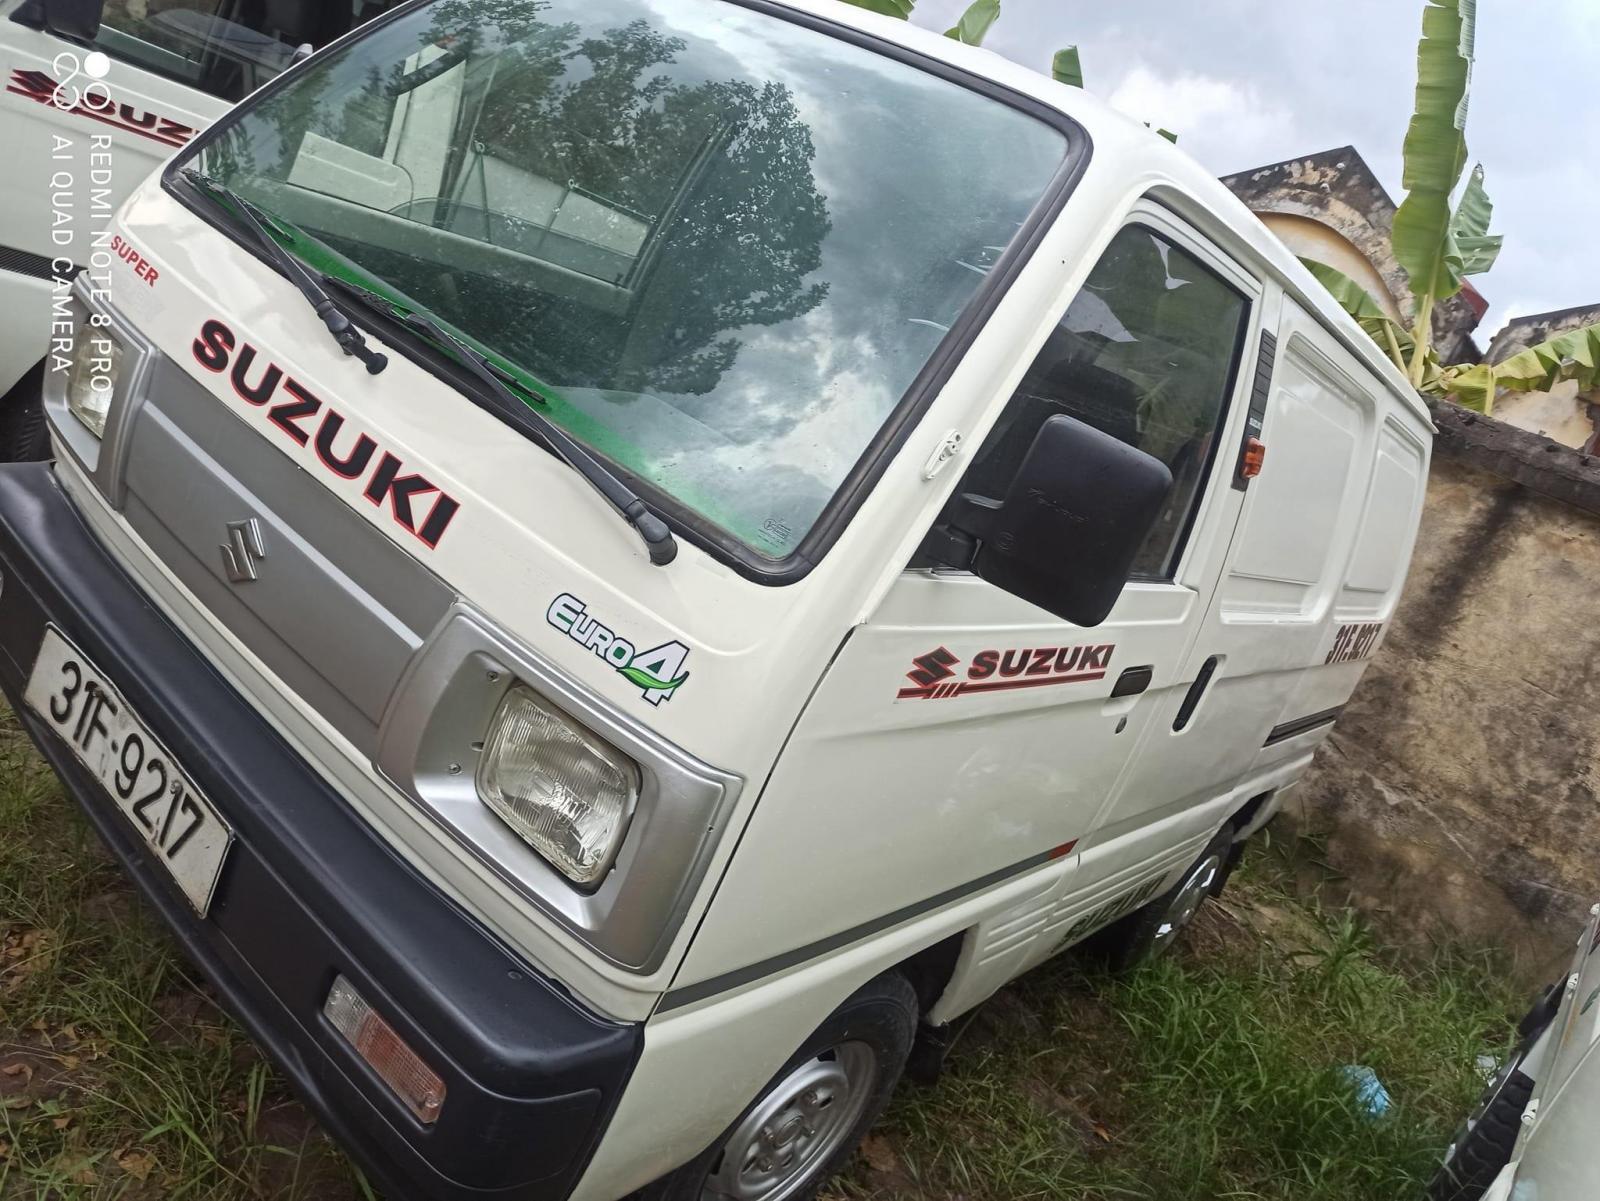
[682,204,1264,970]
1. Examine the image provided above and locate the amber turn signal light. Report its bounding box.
[324,975,446,1124]
[1240,437,1267,480]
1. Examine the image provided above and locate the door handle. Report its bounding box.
[1110,665,1154,698]
[1172,655,1221,731]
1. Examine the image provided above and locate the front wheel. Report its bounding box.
[649,971,918,1201]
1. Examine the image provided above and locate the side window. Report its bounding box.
[964,225,1250,579]
[93,1,396,104]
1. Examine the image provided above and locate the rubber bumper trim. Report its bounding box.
[0,464,641,1201]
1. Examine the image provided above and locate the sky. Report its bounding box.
[908,0,1600,335]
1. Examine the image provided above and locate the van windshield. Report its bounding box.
[176,0,1069,561]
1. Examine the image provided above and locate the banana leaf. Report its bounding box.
[1391,0,1477,303]
[1451,164,1502,277]
[840,0,916,18]
[1444,323,1600,414]
[945,0,1000,45]
[1052,46,1084,87]
[1300,258,1418,377]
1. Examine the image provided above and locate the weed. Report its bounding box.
[0,715,361,1200]
[845,866,1523,1201]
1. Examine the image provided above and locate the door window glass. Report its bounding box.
[94,1,395,103]
[963,225,1249,579]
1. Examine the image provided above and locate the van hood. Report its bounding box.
[105,183,845,776]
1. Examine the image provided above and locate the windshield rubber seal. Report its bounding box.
[160,0,1093,586]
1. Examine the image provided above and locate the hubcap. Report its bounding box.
[702,1041,877,1201]
[1152,853,1223,955]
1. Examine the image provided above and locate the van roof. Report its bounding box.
[778,0,1433,425]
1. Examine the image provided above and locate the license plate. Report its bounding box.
[24,627,232,915]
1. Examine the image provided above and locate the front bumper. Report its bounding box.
[0,464,640,1201]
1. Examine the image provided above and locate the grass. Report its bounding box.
[1,701,1524,1200]
[0,708,366,1200]
[843,866,1525,1201]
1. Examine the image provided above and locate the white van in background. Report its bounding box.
[0,2,1434,1199]
[1430,901,1600,1201]
[0,0,396,453]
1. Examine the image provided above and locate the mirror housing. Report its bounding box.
[927,414,1173,627]
[15,0,104,42]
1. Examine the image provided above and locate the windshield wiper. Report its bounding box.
[179,169,388,376]
[323,276,678,567]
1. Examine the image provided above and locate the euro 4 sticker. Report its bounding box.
[547,593,689,706]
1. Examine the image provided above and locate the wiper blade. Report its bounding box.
[323,276,678,567]
[179,169,388,376]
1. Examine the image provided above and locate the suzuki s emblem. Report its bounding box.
[220,518,267,583]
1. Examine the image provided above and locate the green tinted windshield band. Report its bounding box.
[167,0,1082,575]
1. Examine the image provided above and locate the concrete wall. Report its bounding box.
[1287,423,1600,980]
[1260,212,1405,324]
[1485,305,1600,450]
[1220,147,1487,363]
[1493,380,1595,450]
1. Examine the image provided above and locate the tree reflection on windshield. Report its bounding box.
[189,0,1067,560]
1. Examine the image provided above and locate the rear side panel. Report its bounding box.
[1172,297,1426,773]
[1250,311,1430,745]
[1068,293,1429,928]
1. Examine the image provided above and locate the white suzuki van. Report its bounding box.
[1429,901,1600,1201]
[0,2,1433,1198]
[0,0,399,448]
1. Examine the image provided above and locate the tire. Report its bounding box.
[646,971,918,1201]
[0,361,50,463]
[1425,982,1560,1201]
[1087,824,1235,973]
[1425,1048,1534,1201]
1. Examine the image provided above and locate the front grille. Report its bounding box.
[114,354,454,755]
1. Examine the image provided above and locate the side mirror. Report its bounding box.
[930,414,1173,627]
[16,0,105,42]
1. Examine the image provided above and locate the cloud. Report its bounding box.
[907,0,1597,338]
[1104,66,1297,167]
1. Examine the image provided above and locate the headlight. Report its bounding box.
[476,685,639,887]
[65,326,124,438]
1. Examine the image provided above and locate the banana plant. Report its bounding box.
[1302,0,1599,414]
[1052,46,1083,87]
[1447,325,1600,413]
[1305,258,1600,415]
[944,0,1000,44]
[1388,0,1502,386]
[839,0,998,44]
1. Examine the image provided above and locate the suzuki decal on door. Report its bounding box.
[897,643,1115,700]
